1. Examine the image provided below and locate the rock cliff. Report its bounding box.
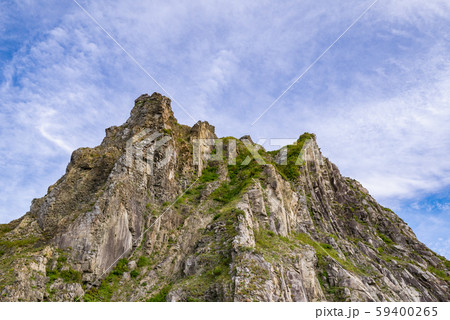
[0,93,449,301]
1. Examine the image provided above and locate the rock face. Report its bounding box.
[0,93,449,302]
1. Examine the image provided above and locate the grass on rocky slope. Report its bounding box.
[254,230,368,277]
[0,220,47,291]
[212,139,263,203]
[144,205,242,302]
[83,258,130,302]
[253,229,378,301]
[181,133,314,207]
[166,207,241,301]
[427,265,450,282]
[146,285,172,302]
[270,133,314,181]
[46,251,82,285]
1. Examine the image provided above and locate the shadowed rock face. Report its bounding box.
[0,93,449,302]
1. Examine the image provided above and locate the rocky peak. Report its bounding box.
[189,121,217,174]
[127,92,176,132]
[190,120,216,140]
[299,133,324,164]
[239,135,254,144]
[0,93,448,302]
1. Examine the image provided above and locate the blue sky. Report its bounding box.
[0,0,449,258]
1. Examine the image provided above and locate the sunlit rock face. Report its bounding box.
[0,93,448,302]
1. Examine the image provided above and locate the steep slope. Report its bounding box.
[0,93,449,302]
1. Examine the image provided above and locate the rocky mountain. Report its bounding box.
[0,93,449,302]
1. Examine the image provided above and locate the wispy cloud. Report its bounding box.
[378,0,450,23]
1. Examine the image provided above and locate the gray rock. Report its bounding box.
[1,93,448,302]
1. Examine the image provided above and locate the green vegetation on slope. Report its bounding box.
[147,285,172,302]
[83,258,130,302]
[212,139,263,203]
[272,133,314,181]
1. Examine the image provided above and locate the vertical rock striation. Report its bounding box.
[0,93,448,302]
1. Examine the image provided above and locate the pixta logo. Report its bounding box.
[126,129,314,174]
[192,137,312,166]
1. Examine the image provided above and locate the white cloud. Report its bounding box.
[324,56,450,200]
[250,32,450,202]
[378,0,450,23]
